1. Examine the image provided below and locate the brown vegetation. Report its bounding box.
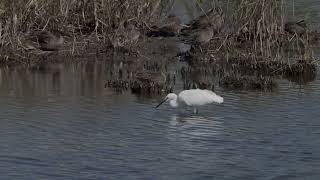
[0,0,318,94]
[0,0,164,62]
[181,0,318,91]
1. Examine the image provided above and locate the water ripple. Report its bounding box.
[1,62,320,179]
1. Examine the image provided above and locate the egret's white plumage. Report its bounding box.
[179,89,223,106]
[156,89,223,113]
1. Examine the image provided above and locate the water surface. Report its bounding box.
[1,0,320,179]
[1,60,320,179]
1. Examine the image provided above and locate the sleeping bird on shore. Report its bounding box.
[146,15,182,37]
[188,26,214,45]
[25,31,64,51]
[109,22,141,49]
[181,7,224,35]
[284,19,307,36]
[37,31,64,51]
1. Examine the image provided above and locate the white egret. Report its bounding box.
[155,89,223,113]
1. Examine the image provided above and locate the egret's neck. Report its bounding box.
[166,93,178,108]
[169,99,178,108]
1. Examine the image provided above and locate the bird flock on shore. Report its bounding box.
[20,7,309,113]
[22,6,307,54]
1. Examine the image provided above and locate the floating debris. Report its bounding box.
[285,60,317,84]
[220,75,277,91]
[106,79,172,95]
[187,53,317,80]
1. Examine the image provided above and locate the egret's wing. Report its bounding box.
[178,89,223,106]
[201,89,224,103]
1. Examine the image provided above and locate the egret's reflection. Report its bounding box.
[164,113,224,154]
[168,113,224,137]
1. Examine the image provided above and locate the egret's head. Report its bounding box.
[155,93,177,108]
[166,93,178,101]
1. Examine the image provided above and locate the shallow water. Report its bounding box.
[1,60,320,179]
[1,1,320,179]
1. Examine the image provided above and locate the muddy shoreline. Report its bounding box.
[1,34,317,96]
[1,30,318,95]
[1,0,319,95]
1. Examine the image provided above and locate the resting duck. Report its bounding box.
[146,15,182,37]
[109,22,141,49]
[25,30,64,51]
[182,7,224,35]
[189,26,214,45]
[284,20,307,35]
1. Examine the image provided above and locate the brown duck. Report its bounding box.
[284,20,307,35]
[192,27,214,45]
[126,24,141,42]
[109,22,141,48]
[182,25,214,46]
[182,7,224,34]
[147,15,182,37]
[36,31,64,51]
[25,31,64,51]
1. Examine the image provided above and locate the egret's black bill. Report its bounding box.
[155,98,167,108]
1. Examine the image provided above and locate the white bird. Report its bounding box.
[155,89,223,113]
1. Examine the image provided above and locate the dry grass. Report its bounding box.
[184,0,318,89]
[0,0,317,69]
[205,0,315,63]
[0,0,163,60]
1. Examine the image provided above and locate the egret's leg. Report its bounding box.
[193,107,198,114]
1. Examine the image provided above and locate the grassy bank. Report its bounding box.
[184,0,318,90]
[0,0,165,62]
[202,0,315,60]
[0,0,318,93]
[0,0,317,59]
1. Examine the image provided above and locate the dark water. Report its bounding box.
[1,60,320,179]
[1,1,320,179]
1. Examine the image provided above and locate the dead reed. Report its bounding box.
[0,0,163,62]
[205,0,316,64]
[183,0,318,89]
